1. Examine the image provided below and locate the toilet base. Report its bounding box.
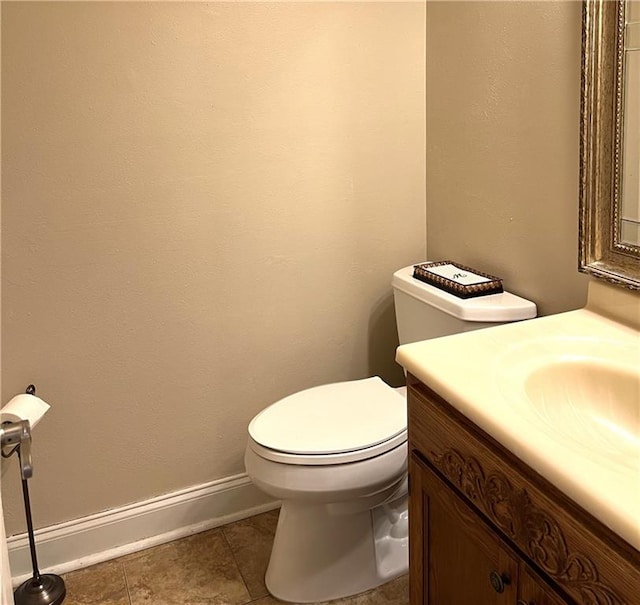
[265,496,408,603]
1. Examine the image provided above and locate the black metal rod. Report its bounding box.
[18,447,41,582]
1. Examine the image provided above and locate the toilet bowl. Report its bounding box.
[244,377,409,603]
[244,263,537,602]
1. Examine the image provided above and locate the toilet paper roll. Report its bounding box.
[1,394,50,430]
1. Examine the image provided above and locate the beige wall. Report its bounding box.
[426,1,589,316]
[1,1,426,534]
[0,7,12,600]
[2,0,594,537]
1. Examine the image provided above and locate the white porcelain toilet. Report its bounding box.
[244,264,536,603]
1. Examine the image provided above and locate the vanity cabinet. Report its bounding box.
[407,375,640,605]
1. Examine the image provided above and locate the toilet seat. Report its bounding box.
[247,431,407,465]
[248,377,407,465]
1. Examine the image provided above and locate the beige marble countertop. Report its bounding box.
[396,280,640,551]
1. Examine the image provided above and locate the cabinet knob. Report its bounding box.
[488,571,510,593]
[516,601,530,605]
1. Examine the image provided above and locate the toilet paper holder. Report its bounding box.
[1,418,32,479]
[1,384,67,605]
[0,384,37,479]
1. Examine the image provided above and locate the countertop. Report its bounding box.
[396,284,640,551]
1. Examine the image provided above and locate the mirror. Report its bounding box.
[580,0,640,289]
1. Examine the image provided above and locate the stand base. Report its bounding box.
[14,574,66,605]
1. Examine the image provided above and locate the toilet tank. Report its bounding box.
[392,264,537,345]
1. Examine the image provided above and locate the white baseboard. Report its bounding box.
[8,473,278,587]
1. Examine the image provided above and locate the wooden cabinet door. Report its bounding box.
[410,453,519,605]
[517,566,571,605]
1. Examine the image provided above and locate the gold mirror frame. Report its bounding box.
[580,0,640,289]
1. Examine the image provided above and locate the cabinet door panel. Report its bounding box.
[411,453,518,605]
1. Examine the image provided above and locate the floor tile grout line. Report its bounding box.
[120,558,134,605]
[221,525,255,605]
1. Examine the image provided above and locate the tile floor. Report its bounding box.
[61,509,409,605]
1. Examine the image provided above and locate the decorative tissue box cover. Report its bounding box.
[413,261,503,299]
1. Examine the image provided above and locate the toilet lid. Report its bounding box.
[248,377,407,456]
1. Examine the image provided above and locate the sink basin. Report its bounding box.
[500,337,640,468]
[525,360,639,449]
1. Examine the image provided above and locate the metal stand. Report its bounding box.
[1,385,66,605]
[12,448,66,605]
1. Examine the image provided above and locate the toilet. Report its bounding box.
[244,264,536,603]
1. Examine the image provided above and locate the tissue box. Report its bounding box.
[413,261,503,299]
